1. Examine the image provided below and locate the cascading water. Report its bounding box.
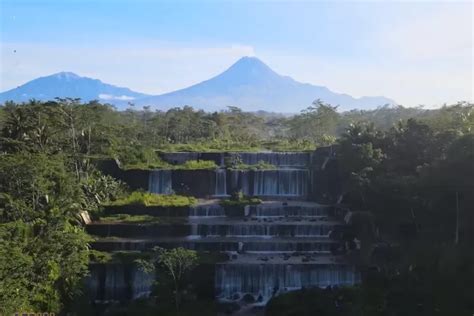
[148,170,172,194]
[191,223,336,237]
[215,264,360,303]
[89,149,360,309]
[248,204,331,217]
[253,170,308,197]
[229,169,309,197]
[87,264,153,301]
[189,204,226,217]
[214,169,227,196]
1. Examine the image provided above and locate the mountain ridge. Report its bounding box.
[0,57,395,111]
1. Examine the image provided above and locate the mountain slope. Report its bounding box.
[0,58,395,111]
[0,72,150,104]
[137,57,395,112]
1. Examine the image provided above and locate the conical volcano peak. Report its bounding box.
[227,56,275,74]
[52,71,81,80]
[233,56,269,67]
[215,56,281,85]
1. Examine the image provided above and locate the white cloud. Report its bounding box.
[98,94,135,101]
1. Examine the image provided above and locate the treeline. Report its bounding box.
[1,98,472,161]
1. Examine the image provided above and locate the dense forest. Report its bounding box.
[0,99,473,315]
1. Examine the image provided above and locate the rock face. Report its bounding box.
[88,149,360,307]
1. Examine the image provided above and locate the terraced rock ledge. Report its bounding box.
[88,150,360,312]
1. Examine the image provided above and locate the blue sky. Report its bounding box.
[1,0,472,106]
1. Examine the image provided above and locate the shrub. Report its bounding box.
[180,160,218,170]
[98,214,161,223]
[105,191,197,207]
[89,250,113,263]
[220,192,261,207]
[231,160,277,170]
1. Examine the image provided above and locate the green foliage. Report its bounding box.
[117,146,172,170]
[98,213,162,223]
[231,160,277,170]
[0,153,84,222]
[0,220,91,315]
[0,99,473,315]
[81,171,127,211]
[137,247,199,315]
[89,249,113,263]
[220,191,262,207]
[179,160,218,169]
[106,191,197,207]
[123,158,218,170]
[287,100,339,146]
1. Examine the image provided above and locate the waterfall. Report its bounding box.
[253,170,308,197]
[92,238,338,253]
[87,264,153,301]
[148,170,172,194]
[230,170,250,195]
[190,224,336,237]
[249,205,331,217]
[215,264,360,303]
[189,205,226,217]
[90,149,361,307]
[214,169,227,196]
[229,170,309,197]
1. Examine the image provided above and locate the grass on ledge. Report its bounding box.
[180,160,218,169]
[98,214,162,223]
[230,160,277,171]
[157,139,317,153]
[106,191,197,207]
[123,159,218,170]
[220,196,262,207]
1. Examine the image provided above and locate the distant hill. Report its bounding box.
[0,72,150,105]
[137,57,395,112]
[0,57,395,111]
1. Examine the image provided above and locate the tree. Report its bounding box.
[139,247,198,315]
[287,100,339,145]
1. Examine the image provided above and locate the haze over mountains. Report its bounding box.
[0,57,395,112]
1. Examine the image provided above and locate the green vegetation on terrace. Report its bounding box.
[158,141,263,152]
[89,249,113,264]
[231,160,277,170]
[89,250,153,264]
[97,214,187,224]
[105,191,197,207]
[89,249,228,265]
[158,139,316,152]
[122,158,218,170]
[220,197,262,207]
[98,213,162,223]
[220,191,262,207]
[179,160,218,169]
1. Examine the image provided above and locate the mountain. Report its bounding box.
[136,57,395,112]
[0,72,150,104]
[0,57,395,111]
